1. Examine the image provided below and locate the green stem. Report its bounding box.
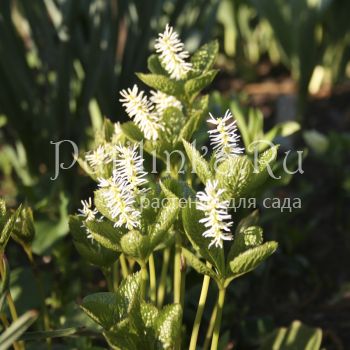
[173,237,182,304]
[112,261,119,291]
[0,255,23,350]
[157,248,170,308]
[189,272,211,350]
[140,262,148,299]
[119,254,129,279]
[210,288,226,350]
[203,303,218,350]
[148,254,156,304]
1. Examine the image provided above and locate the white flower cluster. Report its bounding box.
[207,110,244,162]
[119,85,182,141]
[97,144,148,230]
[155,24,192,80]
[78,197,99,239]
[196,180,233,248]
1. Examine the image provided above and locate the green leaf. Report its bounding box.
[136,73,184,98]
[178,95,209,142]
[69,216,117,268]
[185,70,218,102]
[155,304,182,349]
[120,121,144,142]
[183,140,212,184]
[228,241,278,283]
[104,320,141,350]
[182,202,225,278]
[149,184,179,250]
[0,256,10,312]
[94,189,114,222]
[20,327,80,340]
[0,205,22,252]
[85,219,123,252]
[226,225,263,273]
[12,205,35,246]
[249,145,279,191]
[261,320,322,350]
[120,230,150,261]
[216,156,253,199]
[190,40,219,76]
[81,272,142,331]
[147,55,168,75]
[182,248,217,280]
[0,310,38,350]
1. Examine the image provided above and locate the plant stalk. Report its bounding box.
[140,261,148,299]
[148,254,156,304]
[157,248,170,308]
[210,287,226,350]
[119,254,129,279]
[189,272,211,350]
[203,303,218,350]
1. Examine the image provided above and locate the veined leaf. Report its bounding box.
[216,156,253,199]
[120,122,144,142]
[69,215,117,268]
[0,205,22,252]
[147,55,168,76]
[81,272,142,331]
[190,40,219,76]
[182,248,217,281]
[136,73,184,98]
[120,230,150,261]
[185,70,218,102]
[183,140,212,184]
[182,202,225,277]
[228,241,278,284]
[85,219,123,252]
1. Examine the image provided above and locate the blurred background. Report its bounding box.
[0,0,349,349]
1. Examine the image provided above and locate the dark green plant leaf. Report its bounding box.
[216,155,253,199]
[0,205,22,252]
[183,139,212,184]
[136,73,184,98]
[81,272,142,331]
[185,70,218,102]
[0,310,38,350]
[189,40,219,76]
[182,202,225,278]
[227,241,278,284]
[69,216,117,268]
[182,248,217,281]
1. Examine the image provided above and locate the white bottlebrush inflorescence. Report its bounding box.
[150,90,182,114]
[113,144,148,192]
[207,110,244,161]
[155,24,192,80]
[98,176,141,230]
[85,145,111,169]
[196,180,233,248]
[78,197,98,222]
[119,85,161,141]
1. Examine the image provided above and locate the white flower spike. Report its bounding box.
[98,177,141,230]
[78,197,98,222]
[150,90,182,114]
[155,24,192,80]
[207,110,244,161]
[113,144,148,192]
[85,145,110,169]
[196,180,233,248]
[119,84,161,141]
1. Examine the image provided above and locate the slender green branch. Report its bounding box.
[210,288,226,350]
[189,272,211,350]
[119,254,129,279]
[157,248,170,308]
[112,261,119,291]
[203,303,218,350]
[148,254,156,304]
[140,261,148,299]
[173,237,182,304]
